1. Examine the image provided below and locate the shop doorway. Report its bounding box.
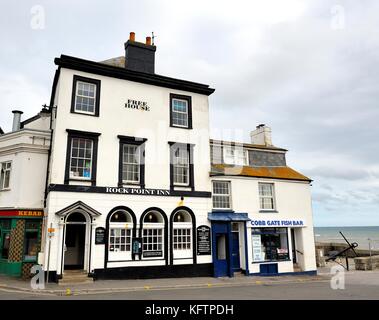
[291,228,297,264]
[231,232,240,271]
[64,212,87,270]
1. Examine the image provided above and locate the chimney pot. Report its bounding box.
[12,110,23,132]
[146,36,152,46]
[129,32,135,42]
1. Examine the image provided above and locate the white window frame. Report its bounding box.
[223,146,248,165]
[142,223,164,259]
[171,98,189,128]
[173,147,190,186]
[108,224,133,261]
[74,81,97,115]
[69,137,93,180]
[212,180,232,210]
[173,223,192,259]
[122,144,140,184]
[258,182,276,211]
[0,161,12,190]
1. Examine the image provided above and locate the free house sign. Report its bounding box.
[125,99,150,111]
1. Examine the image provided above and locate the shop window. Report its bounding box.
[24,231,38,261]
[172,210,192,256]
[258,183,276,210]
[1,233,10,259]
[0,219,11,230]
[212,181,232,210]
[0,161,12,190]
[109,229,131,252]
[173,228,191,250]
[252,228,289,262]
[108,210,133,261]
[142,229,162,251]
[142,211,164,258]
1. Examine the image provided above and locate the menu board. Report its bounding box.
[95,227,106,245]
[197,225,211,255]
[252,234,262,262]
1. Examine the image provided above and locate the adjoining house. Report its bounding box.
[0,32,316,282]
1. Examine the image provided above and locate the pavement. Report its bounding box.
[0,260,376,298]
[0,272,329,297]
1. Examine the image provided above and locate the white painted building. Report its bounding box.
[0,32,316,281]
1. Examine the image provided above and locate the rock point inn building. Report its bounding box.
[0,33,316,282]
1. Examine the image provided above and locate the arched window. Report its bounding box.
[142,211,164,259]
[108,210,133,261]
[172,210,192,259]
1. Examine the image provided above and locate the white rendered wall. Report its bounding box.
[211,176,317,273]
[49,68,212,192]
[0,129,50,209]
[43,191,213,273]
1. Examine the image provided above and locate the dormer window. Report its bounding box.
[71,75,101,117]
[223,146,248,166]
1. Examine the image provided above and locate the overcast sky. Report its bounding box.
[0,0,378,226]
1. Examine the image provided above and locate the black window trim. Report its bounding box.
[118,135,147,188]
[168,141,195,191]
[169,93,192,129]
[71,75,101,117]
[64,129,101,186]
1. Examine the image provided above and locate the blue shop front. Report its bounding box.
[208,212,250,277]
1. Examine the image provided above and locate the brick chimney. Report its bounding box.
[124,32,156,74]
[250,124,272,146]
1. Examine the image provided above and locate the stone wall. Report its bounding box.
[354,255,379,270]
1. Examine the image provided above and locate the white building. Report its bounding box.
[0,32,316,282]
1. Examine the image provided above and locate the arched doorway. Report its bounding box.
[64,212,88,270]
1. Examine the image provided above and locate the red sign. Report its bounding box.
[0,210,43,217]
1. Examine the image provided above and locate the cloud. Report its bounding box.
[0,0,378,226]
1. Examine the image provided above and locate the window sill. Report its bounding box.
[120,182,143,187]
[212,209,234,212]
[71,110,98,117]
[0,188,11,192]
[170,125,192,130]
[252,259,290,264]
[258,210,278,213]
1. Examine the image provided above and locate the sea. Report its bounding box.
[314,226,379,251]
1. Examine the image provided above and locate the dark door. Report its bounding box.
[64,224,85,270]
[291,228,297,263]
[231,232,240,271]
[213,233,229,277]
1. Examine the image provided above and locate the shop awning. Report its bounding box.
[208,211,251,222]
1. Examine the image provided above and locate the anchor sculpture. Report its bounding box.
[325,231,358,270]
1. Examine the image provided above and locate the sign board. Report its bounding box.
[197,225,211,255]
[132,237,142,255]
[143,251,163,258]
[95,227,106,245]
[251,219,305,228]
[105,187,170,196]
[0,210,43,217]
[48,228,55,233]
[125,99,150,111]
[252,234,262,262]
